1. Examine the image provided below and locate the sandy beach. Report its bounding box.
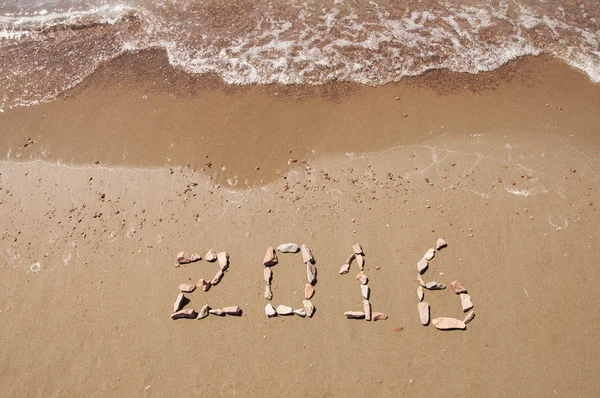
[1,50,600,397]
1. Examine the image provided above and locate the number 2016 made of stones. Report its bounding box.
[171,238,476,331]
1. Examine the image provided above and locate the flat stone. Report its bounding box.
[179,284,196,293]
[277,243,299,253]
[205,249,217,262]
[306,262,317,285]
[460,293,474,312]
[293,308,307,317]
[263,246,278,267]
[276,305,293,315]
[217,252,229,271]
[352,244,363,255]
[424,248,435,261]
[431,317,466,330]
[222,306,242,316]
[177,251,191,264]
[392,325,403,332]
[450,280,467,294]
[464,310,475,324]
[356,271,368,285]
[173,293,185,312]
[196,278,212,292]
[264,267,273,283]
[345,253,356,265]
[361,284,370,299]
[305,283,315,299]
[190,253,201,262]
[356,255,365,271]
[417,286,424,301]
[197,304,210,319]
[265,303,277,318]
[301,244,315,264]
[363,300,372,321]
[418,302,430,325]
[339,263,351,275]
[417,258,428,274]
[344,311,365,319]
[425,281,446,290]
[264,285,273,300]
[436,238,448,250]
[303,300,315,318]
[372,312,388,321]
[171,308,197,320]
[209,309,224,316]
[211,269,224,285]
[417,274,426,287]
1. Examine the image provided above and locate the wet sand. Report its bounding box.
[0,51,599,397]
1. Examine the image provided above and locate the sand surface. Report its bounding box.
[1,51,599,397]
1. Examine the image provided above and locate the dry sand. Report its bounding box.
[0,50,599,397]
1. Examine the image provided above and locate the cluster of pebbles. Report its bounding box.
[339,244,387,321]
[417,238,476,330]
[264,243,316,318]
[171,249,241,320]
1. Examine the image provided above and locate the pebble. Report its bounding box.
[431,317,466,330]
[425,281,446,290]
[301,244,315,264]
[363,300,372,321]
[277,243,299,253]
[352,244,363,255]
[436,238,447,250]
[276,305,293,315]
[418,302,430,325]
[417,286,424,301]
[356,271,368,285]
[205,250,217,262]
[209,309,224,316]
[177,251,191,264]
[424,248,435,261]
[450,280,467,294]
[344,311,365,319]
[263,246,278,267]
[306,262,317,285]
[173,293,185,312]
[264,285,273,300]
[392,325,403,332]
[305,283,315,299]
[339,262,351,275]
[197,278,212,292]
[463,310,475,324]
[179,284,196,293]
[197,304,210,319]
[190,253,201,262]
[345,253,356,265]
[222,306,242,316]
[217,252,229,271]
[211,269,224,285]
[460,293,474,312]
[372,312,388,321]
[303,300,315,318]
[356,255,365,271]
[264,267,273,284]
[265,303,277,318]
[361,284,370,299]
[293,308,307,317]
[417,258,428,274]
[171,308,197,320]
[417,274,426,287]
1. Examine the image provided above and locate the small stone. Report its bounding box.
[305,283,315,299]
[173,293,185,312]
[361,284,370,299]
[171,308,197,320]
[463,310,475,324]
[356,255,365,271]
[196,278,212,292]
[425,281,445,290]
[363,300,372,321]
[345,253,356,265]
[436,238,447,250]
[264,267,273,283]
[417,286,424,301]
[372,312,388,321]
[460,293,474,312]
[293,308,307,317]
[177,251,191,264]
[263,246,278,267]
[356,271,368,285]
[205,250,217,262]
[265,303,277,317]
[179,284,196,293]
[209,309,224,316]
[417,274,426,287]
[197,304,210,319]
[431,317,466,330]
[352,244,363,255]
[424,248,435,261]
[222,306,242,316]
[418,302,430,325]
[417,258,428,274]
[277,243,299,253]
[450,280,467,294]
[264,285,273,300]
[301,244,315,264]
[303,300,315,318]
[211,269,224,285]
[392,325,403,332]
[190,253,201,262]
[217,252,229,270]
[276,305,293,315]
[344,311,365,319]
[339,263,351,275]
[306,262,317,285]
